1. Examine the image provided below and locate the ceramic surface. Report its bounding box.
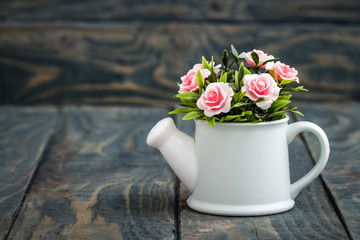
[147,116,330,216]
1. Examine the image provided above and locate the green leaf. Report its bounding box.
[233,117,248,122]
[279,79,294,86]
[229,82,237,91]
[259,58,279,67]
[202,56,211,70]
[175,92,199,100]
[251,51,260,66]
[245,110,252,116]
[238,63,251,90]
[281,86,308,94]
[250,118,262,123]
[243,66,252,75]
[238,62,245,77]
[183,111,203,120]
[232,102,251,108]
[234,70,239,83]
[255,98,266,103]
[206,117,216,128]
[277,94,292,101]
[222,50,229,69]
[219,72,227,83]
[220,115,241,122]
[272,67,279,84]
[168,108,199,114]
[266,110,287,119]
[271,113,286,120]
[208,67,217,82]
[255,113,264,119]
[269,100,291,112]
[210,56,214,69]
[230,46,239,66]
[232,91,239,102]
[236,62,244,90]
[266,107,299,119]
[238,90,247,100]
[230,45,239,58]
[180,98,197,107]
[232,91,245,103]
[196,70,204,95]
[232,111,248,122]
[290,108,304,116]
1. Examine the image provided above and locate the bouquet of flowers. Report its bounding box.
[169,45,307,127]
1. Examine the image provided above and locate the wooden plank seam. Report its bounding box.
[3,107,63,240]
[294,113,353,240]
[174,175,181,240]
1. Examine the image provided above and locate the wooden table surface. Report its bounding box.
[0,101,359,240]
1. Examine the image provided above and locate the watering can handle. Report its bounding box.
[287,121,330,199]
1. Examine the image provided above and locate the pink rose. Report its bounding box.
[179,68,211,93]
[193,62,221,74]
[241,73,280,110]
[239,49,275,68]
[265,61,299,83]
[197,82,234,117]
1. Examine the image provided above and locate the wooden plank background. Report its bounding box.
[295,101,360,239]
[7,106,176,239]
[0,0,359,105]
[2,105,357,239]
[0,107,56,239]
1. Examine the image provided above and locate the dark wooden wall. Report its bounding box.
[0,0,359,105]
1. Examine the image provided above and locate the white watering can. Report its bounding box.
[147,117,329,216]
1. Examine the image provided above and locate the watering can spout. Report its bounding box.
[146,117,197,193]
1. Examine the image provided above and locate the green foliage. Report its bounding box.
[180,98,197,108]
[281,86,308,94]
[208,68,217,83]
[219,72,227,83]
[206,117,216,128]
[265,107,303,120]
[219,115,242,122]
[236,63,244,91]
[268,95,292,112]
[230,44,239,67]
[243,65,252,75]
[202,57,211,71]
[251,51,259,66]
[232,102,251,108]
[183,111,203,120]
[233,90,247,103]
[222,50,229,70]
[175,92,199,100]
[230,44,239,59]
[171,45,308,127]
[272,67,279,84]
[169,108,199,114]
[259,58,279,67]
[196,70,204,95]
[279,79,294,86]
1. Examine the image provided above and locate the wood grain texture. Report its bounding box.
[0,107,56,240]
[0,0,359,23]
[7,106,176,239]
[0,23,359,105]
[175,114,349,239]
[295,101,360,240]
[1,105,358,239]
